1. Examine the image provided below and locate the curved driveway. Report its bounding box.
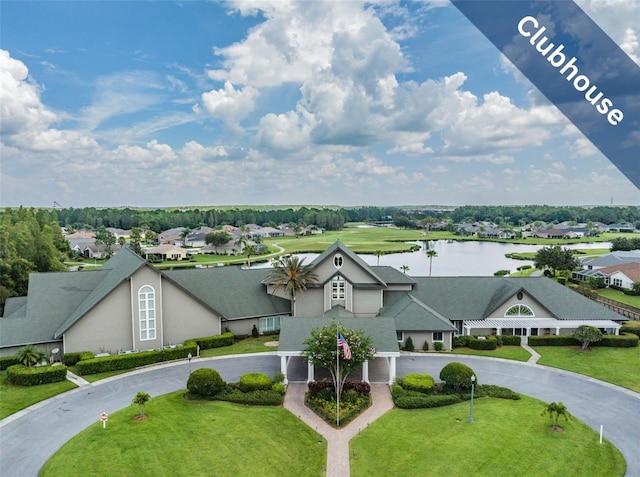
[1,353,639,477]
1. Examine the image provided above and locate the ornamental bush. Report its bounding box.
[467,335,497,350]
[402,373,435,394]
[439,362,476,391]
[7,364,68,386]
[620,321,640,338]
[0,356,21,371]
[595,333,639,348]
[499,335,521,346]
[404,336,415,352]
[187,368,225,398]
[216,388,283,406]
[62,351,94,366]
[434,341,444,351]
[527,335,580,346]
[192,332,234,350]
[392,388,462,409]
[239,372,273,392]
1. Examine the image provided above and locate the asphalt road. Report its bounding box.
[1,353,638,477]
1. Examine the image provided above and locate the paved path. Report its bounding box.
[1,353,639,477]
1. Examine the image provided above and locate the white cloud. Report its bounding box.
[201,81,258,133]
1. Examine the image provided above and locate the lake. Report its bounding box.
[254,241,610,277]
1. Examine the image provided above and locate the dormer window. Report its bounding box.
[333,254,343,269]
[505,304,534,317]
[332,276,345,300]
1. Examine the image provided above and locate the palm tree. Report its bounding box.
[180,228,191,247]
[132,391,151,418]
[266,255,318,316]
[16,345,44,367]
[400,264,409,274]
[245,244,256,268]
[426,249,438,277]
[542,401,571,430]
[235,234,249,254]
[374,250,384,266]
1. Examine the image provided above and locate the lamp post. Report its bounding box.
[187,353,192,374]
[468,374,476,423]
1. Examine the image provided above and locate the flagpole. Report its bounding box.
[336,324,340,427]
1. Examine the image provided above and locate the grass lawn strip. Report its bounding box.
[40,391,326,477]
[448,345,532,362]
[534,345,640,393]
[350,396,625,477]
[0,371,77,420]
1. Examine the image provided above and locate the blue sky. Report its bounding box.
[1,0,639,208]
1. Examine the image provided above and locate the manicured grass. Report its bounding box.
[40,391,326,477]
[449,345,532,362]
[534,345,640,393]
[597,288,640,308]
[200,335,280,357]
[350,396,625,477]
[0,371,77,420]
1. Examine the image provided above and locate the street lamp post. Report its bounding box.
[187,353,192,374]
[468,374,476,423]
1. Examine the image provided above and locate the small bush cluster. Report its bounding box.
[307,380,371,398]
[239,373,273,392]
[187,368,226,398]
[305,384,371,427]
[191,332,234,350]
[528,335,580,346]
[392,387,462,409]
[76,343,197,375]
[595,333,639,348]
[402,373,435,394]
[466,336,497,350]
[0,356,21,371]
[434,341,444,351]
[7,364,68,386]
[475,384,520,400]
[453,335,469,348]
[499,335,521,346]
[62,351,94,366]
[217,388,283,406]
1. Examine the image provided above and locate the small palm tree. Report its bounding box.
[542,401,571,430]
[132,391,151,418]
[266,255,318,315]
[400,264,409,274]
[426,249,438,277]
[374,250,384,266]
[245,244,256,268]
[16,345,45,367]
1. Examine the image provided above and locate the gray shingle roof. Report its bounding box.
[311,241,387,287]
[380,294,456,331]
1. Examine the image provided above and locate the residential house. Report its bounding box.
[145,244,189,261]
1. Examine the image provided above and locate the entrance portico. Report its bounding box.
[462,318,621,337]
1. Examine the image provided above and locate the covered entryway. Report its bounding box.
[462,318,622,338]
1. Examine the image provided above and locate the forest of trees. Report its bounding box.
[53,204,640,233]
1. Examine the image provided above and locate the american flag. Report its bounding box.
[338,332,352,360]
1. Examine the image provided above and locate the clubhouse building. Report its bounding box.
[0,241,624,383]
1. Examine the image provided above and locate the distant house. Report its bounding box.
[73,243,122,259]
[581,251,640,270]
[573,262,640,290]
[605,223,636,233]
[145,244,188,261]
[533,229,565,239]
[158,227,187,245]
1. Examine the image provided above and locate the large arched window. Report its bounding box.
[139,285,156,340]
[332,276,345,300]
[505,304,534,317]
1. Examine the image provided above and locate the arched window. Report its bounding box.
[505,304,534,317]
[332,276,345,300]
[139,285,156,340]
[333,254,344,269]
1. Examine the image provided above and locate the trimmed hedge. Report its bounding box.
[499,335,521,346]
[528,335,580,346]
[76,343,197,375]
[217,388,283,406]
[467,336,497,350]
[595,333,639,348]
[392,388,463,409]
[7,364,68,386]
[190,332,234,350]
[62,351,94,366]
[187,368,225,398]
[620,321,640,338]
[476,384,521,400]
[239,372,273,392]
[402,373,435,394]
[0,356,21,371]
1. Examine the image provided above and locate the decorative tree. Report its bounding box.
[16,344,45,367]
[205,231,232,254]
[303,320,375,399]
[426,249,437,277]
[374,250,384,266]
[266,255,318,315]
[573,325,603,350]
[132,391,151,418]
[400,264,409,274]
[533,245,580,276]
[542,401,571,430]
[94,227,116,258]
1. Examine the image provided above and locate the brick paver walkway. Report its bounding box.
[283,383,393,477]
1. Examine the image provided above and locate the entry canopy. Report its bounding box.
[277,316,400,357]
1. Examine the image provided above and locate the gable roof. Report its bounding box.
[582,251,640,268]
[597,262,640,282]
[310,240,387,287]
[380,294,456,331]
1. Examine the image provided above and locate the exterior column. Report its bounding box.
[362,360,369,383]
[307,361,315,383]
[280,356,288,384]
[388,356,396,385]
[496,328,502,336]
[555,327,560,335]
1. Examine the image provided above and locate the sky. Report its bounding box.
[1,0,639,208]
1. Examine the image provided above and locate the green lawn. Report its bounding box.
[40,391,326,477]
[534,345,640,393]
[597,288,640,308]
[200,335,280,357]
[350,396,625,477]
[0,371,77,420]
[449,345,532,362]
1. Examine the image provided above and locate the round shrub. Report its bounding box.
[434,341,444,351]
[439,362,477,391]
[187,368,225,397]
[239,372,273,392]
[402,373,435,394]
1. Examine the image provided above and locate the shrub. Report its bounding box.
[499,335,521,346]
[467,335,497,350]
[494,270,510,276]
[272,372,285,383]
[187,368,225,398]
[439,362,476,391]
[517,265,532,271]
[620,321,640,338]
[217,388,283,406]
[594,333,639,348]
[404,336,415,352]
[434,341,444,351]
[62,351,94,366]
[476,384,520,400]
[7,364,68,386]
[453,335,468,348]
[272,383,286,394]
[527,335,580,346]
[192,332,234,350]
[392,388,462,409]
[402,373,435,394]
[251,324,259,338]
[239,372,273,392]
[422,340,429,351]
[0,356,21,371]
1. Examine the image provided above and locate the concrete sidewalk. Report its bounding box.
[283,383,393,477]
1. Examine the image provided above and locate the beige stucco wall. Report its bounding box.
[352,289,383,317]
[63,281,134,354]
[129,266,164,350]
[314,252,379,287]
[225,318,259,336]
[295,288,325,317]
[488,291,554,318]
[402,331,453,351]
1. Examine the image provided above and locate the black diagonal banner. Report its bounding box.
[452,0,640,190]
